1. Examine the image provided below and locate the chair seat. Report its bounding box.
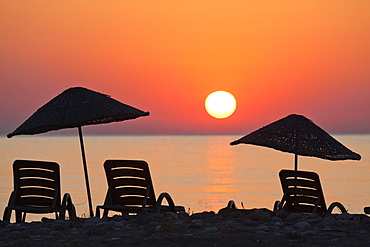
[97,204,185,213]
[12,205,60,214]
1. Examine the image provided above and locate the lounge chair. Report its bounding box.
[96,160,185,218]
[3,160,77,223]
[274,169,347,215]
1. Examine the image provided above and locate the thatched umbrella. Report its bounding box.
[230,114,361,170]
[7,87,150,217]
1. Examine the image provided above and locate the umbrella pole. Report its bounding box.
[78,126,94,218]
[294,154,298,171]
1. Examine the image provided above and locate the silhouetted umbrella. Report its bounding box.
[230,114,361,170]
[7,87,150,217]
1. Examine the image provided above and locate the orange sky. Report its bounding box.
[1,1,369,135]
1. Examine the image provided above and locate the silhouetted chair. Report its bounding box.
[96,160,185,218]
[3,160,77,223]
[274,169,347,215]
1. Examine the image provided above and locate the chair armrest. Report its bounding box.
[275,194,287,211]
[227,200,237,209]
[154,192,176,213]
[6,191,16,208]
[60,193,77,220]
[364,207,370,214]
[326,202,347,215]
[273,200,282,211]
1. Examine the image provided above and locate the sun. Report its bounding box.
[205,91,237,119]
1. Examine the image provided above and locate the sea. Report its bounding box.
[0,134,369,222]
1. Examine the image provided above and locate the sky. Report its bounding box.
[1,1,369,135]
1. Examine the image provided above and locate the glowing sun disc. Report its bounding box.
[205,91,237,119]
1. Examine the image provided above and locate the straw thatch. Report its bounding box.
[230,114,361,161]
[7,87,150,138]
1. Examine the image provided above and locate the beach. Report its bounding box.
[1,135,369,245]
[2,208,370,246]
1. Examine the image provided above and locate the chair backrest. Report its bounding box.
[279,169,327,214]
[103,160,156,208]
[13,160,61,209]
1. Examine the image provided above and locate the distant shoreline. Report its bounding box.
[2,133,370,138]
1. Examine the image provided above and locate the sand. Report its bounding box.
[1,208,370,246]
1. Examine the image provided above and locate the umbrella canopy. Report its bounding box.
[7,87,149,137]
[230,114,361,170]
[7,87,150,217]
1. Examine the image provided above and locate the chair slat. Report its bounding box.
[110,186,156,206]
[104,160,148,170]
[284,179,318,189]
[111,177,150,188]
[14,160,59,171]
[17,187,56,198]
[283,171,318,181]
[286,188,320,198]
[18,178,56,189]
[113,187,148,197]
[17,169,58,180]
[287,194,320,205]
[106,168,147,179]
[16,196,54,207]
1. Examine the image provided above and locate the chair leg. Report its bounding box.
[3,207,10,222]
[67,204,77,220]
[15,210,22,223]
[103,209,109,218]
[154,192,176,213]
[4,192,16,222]
[95,206,101,218]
